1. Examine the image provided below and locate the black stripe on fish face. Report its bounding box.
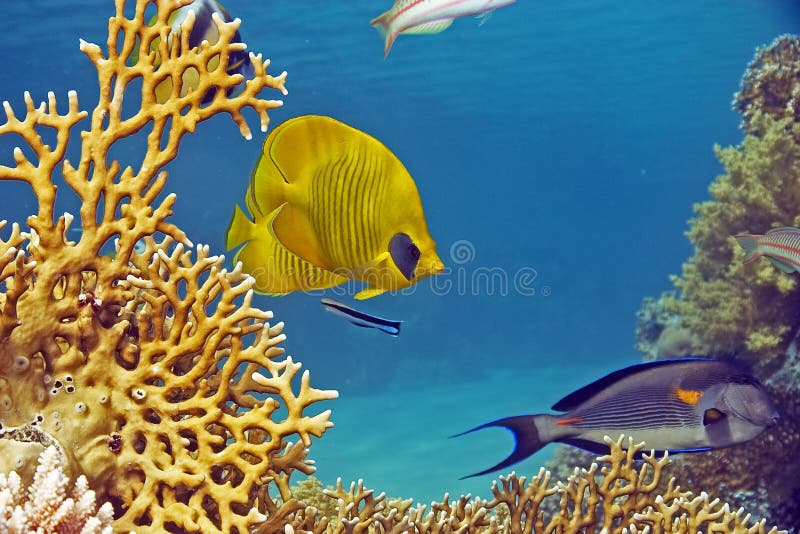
[389,233,420,281]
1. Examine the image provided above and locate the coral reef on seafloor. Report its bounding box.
[0,1,792,532]
[0,446,113,533]
[0,0,339,532]
[631,34,800,530]
[283,436,785,533]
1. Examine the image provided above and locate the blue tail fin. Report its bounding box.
[452,415,545,478]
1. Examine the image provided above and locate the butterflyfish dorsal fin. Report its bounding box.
[233,204,349,295]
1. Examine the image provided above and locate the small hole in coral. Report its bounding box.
[66,385,75,393]
[133,433,146,454]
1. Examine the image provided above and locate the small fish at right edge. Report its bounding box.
[454,358,778,478]
[735,227,800,273]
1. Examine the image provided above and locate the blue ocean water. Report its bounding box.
[1,0,798,508]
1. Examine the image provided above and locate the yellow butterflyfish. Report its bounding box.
[132,0,254,104]
[226,115,444,299]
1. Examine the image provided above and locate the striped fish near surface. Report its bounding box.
[455,358,779,478]
[370,0,518,57]
[735,227,800,273]
[226,115,444,300]
[321,298,402,336]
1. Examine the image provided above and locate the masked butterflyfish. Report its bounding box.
[226,115,444,299]
[133,0,255,104]
[455,358,779,478]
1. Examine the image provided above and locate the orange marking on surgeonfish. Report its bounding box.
[674,387,704,404]
[556,417,583,426]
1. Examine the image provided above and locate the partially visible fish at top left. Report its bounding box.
[131,0,261,104]
[370,0,518,57]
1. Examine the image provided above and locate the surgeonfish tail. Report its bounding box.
[369,15,397,58]
[734,234,762,263]
[452,415,546,478]
[226,204,256,250]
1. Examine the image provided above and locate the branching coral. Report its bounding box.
[734,34,800,134]
[0,0,338,531]
[0,445,114,533]
[283,436,785,533]
[636,33,800,530]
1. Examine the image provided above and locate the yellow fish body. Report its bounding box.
[226,115,444,299]
[134,0,253,104]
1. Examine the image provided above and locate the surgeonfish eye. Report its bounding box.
[720,382,778,427]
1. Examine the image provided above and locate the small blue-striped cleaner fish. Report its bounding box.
[321,298,401,336]
[370,0,518,57]
[735,227,800,273]
[455,358,778,478]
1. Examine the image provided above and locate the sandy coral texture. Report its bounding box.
[0,0,338,532]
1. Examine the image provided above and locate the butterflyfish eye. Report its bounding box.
[703,408,726,426]
[389,233,421,281]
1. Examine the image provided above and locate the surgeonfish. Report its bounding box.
[370,0,518,57]
[735,227,800,273]
[135,0,254,104]
[321,298,402,336]
[226,115,444,300]
[455,358,779,478]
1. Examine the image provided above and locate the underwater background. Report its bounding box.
[2,0,799,511]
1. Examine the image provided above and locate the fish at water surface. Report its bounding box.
[371,0,518,57]
[455,358,779,478]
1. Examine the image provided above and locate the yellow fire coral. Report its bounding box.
[284,436,785,533]
[0,0,337,531]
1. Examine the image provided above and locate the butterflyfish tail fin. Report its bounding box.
[452,415,547,478]
[226,204,255,251]
[734,234,761,263]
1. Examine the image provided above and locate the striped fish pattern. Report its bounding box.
[227,115,443,299]
[455,358,778,478]
[370,0,518,57]
[735,227,800,273]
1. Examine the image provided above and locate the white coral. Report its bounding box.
[0,446,113,534]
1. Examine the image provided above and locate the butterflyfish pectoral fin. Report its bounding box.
[234,204,349,295]
[270,199,329,270]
